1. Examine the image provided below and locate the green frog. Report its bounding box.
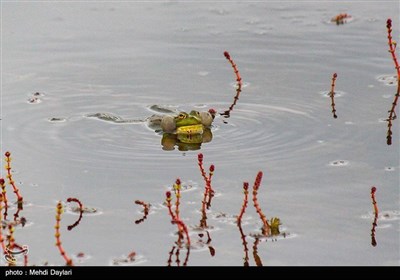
[160,109,216,133]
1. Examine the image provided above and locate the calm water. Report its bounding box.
[1,1,399,266]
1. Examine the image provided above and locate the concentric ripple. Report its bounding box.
[5,96,326,170]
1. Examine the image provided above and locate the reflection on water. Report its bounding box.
[161,128,213,151]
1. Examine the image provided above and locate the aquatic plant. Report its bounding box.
[252,238,263,267]
[173,178,181,220]
[166,244,190,267]
[197,153,215,209]
[237,182,249,225]
[5,224,16,266]
[252,171,271,235]
[385,18,400,145]
[370,186,379,215]
[221,51,243,118]
[237,223,250,266]
[112,250,138,265]
[0,178,8,220]
[370,187,378,247]
[9,242,28,266]
[55,201,74,266]
[165,190,191,248]
[66,198,84,231]
[329,73,338,119]
[0,194,6,254]
[134,200,150,225]
[4,152,23,209]
[331,13,351,25]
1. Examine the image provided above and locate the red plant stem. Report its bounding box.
[174,179,181,220]
[371,214,378,247]
[199,188,208,229]
[370,187,379,216]
[165,191,184,245]
[165,191,176,221]
[13,208,21,223]
[182,246,190,266]
[221,51,243,118]
[55,201,74,266]
[0,178,8,220]
[171,219,191,248]
[167,245,175,266]
[206,165,215,208]
[252,171,270,235]
[4,152,23,209]
[66,198,84,231]
[224,51,242,89]
[330,73,338,119]
[252,238,263,267]
[386,19,400,145]
[12,243,28,266]
[134,200,150,225]
[197,153,215,209]
[175,247,181,267]
[237,223,249,266]
[0,194,6,254]
[197,153,209,185]
[370,187,379,247]
[237,182,249,225]
[386,19,400,77]
[0,178,8,207]
[6,224,15,266]
[386,80,399,145]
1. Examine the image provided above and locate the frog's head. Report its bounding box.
[188,109,216,127]
[175,112,202,127]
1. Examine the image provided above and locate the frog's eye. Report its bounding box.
[178,113,186,119]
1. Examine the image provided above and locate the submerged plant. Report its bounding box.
[386,18,400,145]
[221,51,243,118]
[329,73,338,119]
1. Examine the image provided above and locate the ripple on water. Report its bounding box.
[329,160,349,167]
[361,210,400,221]
[8,98,325,169]
[384,167,395,172]
[319,90,346,98]
[377,75,397,86]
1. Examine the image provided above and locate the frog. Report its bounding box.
[160,112,199,133]
[160,109,216,133]
[85,106,216,135]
